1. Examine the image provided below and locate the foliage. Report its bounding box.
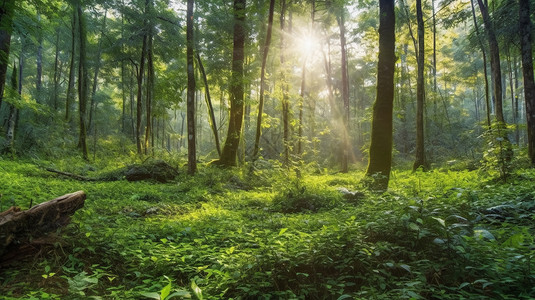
[0,159,534,299]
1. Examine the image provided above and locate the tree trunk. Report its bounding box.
[88,10,107,134]
[136,34,148,155]
[53,29,60,110]
[470,0,491,128]
[0,0,15,110]
[477,0,504,123]
[186,0,197,174]
[145,6,154,156]
[519,0,535,165]
[280,0,290,167]
[253,0,275,160]
[77,3,89,160]
[0,191,86,258]
[196,53,221,157]
[216,0,246,167]
[66,6,78,123]
[365,0,395,191]
[413,0,426,171]
[4,63,17,154]
[337,9,350,172]
[36,13,43,104]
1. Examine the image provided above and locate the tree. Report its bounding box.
[186,0,196,174]
[196,53,221,157]
[413,0,426,171]
[0,0,15,109]
[215,0,246,167]
[470,0,491,128]
[77,2,89,160]
[476,0,505,123]
[364,0,395,190]
[336,4,350,173]
[65,5,77,123]
[252,0,275,160]
[4,63,17,154]
[519,0,535,165]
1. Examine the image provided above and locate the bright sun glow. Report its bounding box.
[295,33,320,57]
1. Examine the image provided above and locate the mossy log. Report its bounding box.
[0,191,86,257]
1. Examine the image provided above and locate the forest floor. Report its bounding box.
[0,158,534,299]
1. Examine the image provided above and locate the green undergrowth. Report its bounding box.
[0,158,534,299]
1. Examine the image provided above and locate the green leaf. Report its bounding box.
[459,282,470,289]
[160,282,172,300]
[191,281,203,300]
[432,217,446,227]
[408,222,419,231]
[400,264,411,273]
[140,292,161,299]
[337,295,353,300]
[167,291,191,299]
[278,228,288,236]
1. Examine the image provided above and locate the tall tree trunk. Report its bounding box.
[337,8,350,172]
[88,10,107,134]
[135,34,148,155]
[186,0,197,174]
[52,28,60,110]
[413,0,426,171]
[298,56,306,157]
[196,53,221,157]
[470,0,491,128]
[506,50,516,145]
[36,13,43,104]
[217,0,246,167]
[519,0,535,165]
[365,0,395,190]
[253,0,275,160]
[280,0,290,167]
[4,63,17,154]
[77,2,89,160]
[145,1,154,156]
[0,0,15,110]
[477,0,505,123]
[66,6,78,123]
[514,55,520,144]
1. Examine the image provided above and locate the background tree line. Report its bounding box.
[0,0,534,187]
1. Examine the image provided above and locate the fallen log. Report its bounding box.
[45,168,95,181]
[0,191,86,257]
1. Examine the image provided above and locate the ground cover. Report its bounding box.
[0,159,534,299]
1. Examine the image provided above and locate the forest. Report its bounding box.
[0,0,534,298]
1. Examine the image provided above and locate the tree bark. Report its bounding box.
[413,0,426,171]
[196,53,221,157]
[470,0,491,128]
[186,0,197,174]
[65,6,78,123]
[477,0,505,123]
[77,2,89,160]
[36,13,43,103]
[53,28,61,110]
[364,0,395,191]
[136,32,148,155]
[88,10,107,134]
[337,9,350,173]
[0,0,15,110]
[145,4,154,156]
[216,0,246,167]
[4,63,17,154]
[519,0,535,165]
[253,0,275,160]
[0,191,86,258]
[280,0,290,167]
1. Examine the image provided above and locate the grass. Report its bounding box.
[0,158,534,299]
